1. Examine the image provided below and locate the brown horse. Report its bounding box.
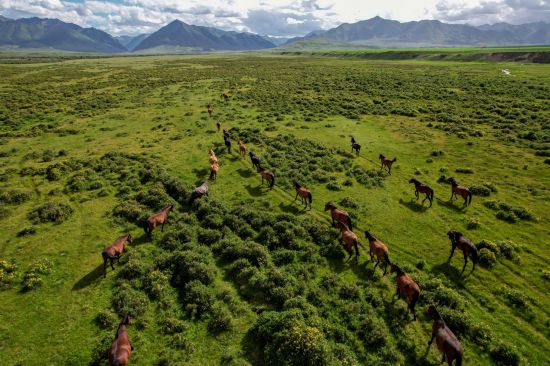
[364,231,391,275]
[390,263,420,320]
[221,92,229,102]
[102,234,133,278]
[324,202,353,230]
[379,154,397,175]
[447,230,478,274]
[210,162,220,181]
[259,167,275,190]
[293,181,312,209]
[190,181,209,202]
[249,151,262,172]
[426,305,464,366]
[336,221,360,264]
[448,177,472,206]
[109,314,133,366]
[238,140,247,159]
[224,136,232,154]
[216,121,221,132]
[409,178,434,207]
[144,205,173,234]
[207,104,213,117]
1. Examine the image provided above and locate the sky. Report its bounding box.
[0,0,548,37]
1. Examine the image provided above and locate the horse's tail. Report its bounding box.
[384,252,391,265]
[410,289,420,312]
[347,216,353,231]
[455,353,462,366]
[210,169,215,180]
[471,247,478,266]
[143,219,150,234]
[102,251,108,277]
[392,157,397,163]
[467,190,472,206]
[354,240,360,258]
[269,174,275,189]
[307,192,312,205]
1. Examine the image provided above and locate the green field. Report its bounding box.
[0,54,549,365]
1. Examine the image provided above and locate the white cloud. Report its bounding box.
[0,0,547,36]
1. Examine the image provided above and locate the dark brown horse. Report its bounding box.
[447,230,478,274]
[293,181,312,209]
[109,314,133,366]
[448,177,472,206]
[238,140,247,159]
[336,221,360,264]
[221,92,229,102]
[144,205,173,234]
[223,129,230,141]
[364,231,391,275]
[324,202,353,230]
[249,151,261,172]
[190,181,209,202]
[259,167,275,190]
[102,234,133,278]
[207,104,213,117]
[409,178,434,207]
[390,263,420,320]
[379,154,397,175]
[426,305,464,366]
[351,142,361,156]
[216,121,221,132]
[210,162,220,181]
[224,136,232,154]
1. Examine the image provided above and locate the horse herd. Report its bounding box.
[98,104,479,366]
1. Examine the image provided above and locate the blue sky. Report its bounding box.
[0,1,548,36]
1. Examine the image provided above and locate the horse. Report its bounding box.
[350,136,356,145]
[425,305,464,366]
[324,202,353,230]
[249,152,261,172]
[207,104,213,117]
[224,136,232,154]
[409,178,434,207]
[221,92,229,102]
[223,129,230,141]
[102,234,133,278]
[293,181,312,209]
[351,142,361,156]
[336,221,360,264]
[238,140,247,159]
[209,148,218,165]
[144,205,173,234]
[447,230,478,274]
[448,177,472,206]
[210,162,219,181]
[364,231,391,275]
[109,314,133,366]
[259,167,275,190]
[390,264,420,320]
[190,181,209,202]
[216,121,221,132]
[379,154,397,175]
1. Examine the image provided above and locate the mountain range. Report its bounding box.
[0,14,549,53]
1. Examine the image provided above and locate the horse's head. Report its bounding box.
[408,178,417,185]
[324,202,335,211]
[364,230,375,241]
[293,180,301,189]
[447,230,460,242]
[448,177,457,185]
[379,154,385,160]
[126,234,133,244]
[425,305,441,320]
[121,314,133,326]
[335,221,348,231]
[390,263,403,275]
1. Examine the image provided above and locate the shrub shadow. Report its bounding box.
[72,264,104,291]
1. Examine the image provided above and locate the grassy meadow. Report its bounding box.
[0,54,549,365]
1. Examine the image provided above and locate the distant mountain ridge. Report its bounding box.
[284,16,550,48]
[116,33,149,51]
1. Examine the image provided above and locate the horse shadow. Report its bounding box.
[435,198,467,213]
[237,168,254,178]
[192,167,209,180]
[131,234,151,246]
[430,262,471,285]
[72,264,104,291]
[245,184,264,197]
[399,198,429,213]
[278,202,306,215]
[225,154,240,162]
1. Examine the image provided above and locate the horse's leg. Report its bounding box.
[373,258,380,270]
[161,221,165,232]
[294,192,298,202]
[448,245,456,261]
[461,252,468,274]
[382,260,388,276]
[422,195,428,205]
[428,334,435,346]
[369,250,374,262]
[116,254,121,264]
[110,257,115,271]
[441,353,446,363]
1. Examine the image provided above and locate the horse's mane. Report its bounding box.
[379,154,386,159]
[392,264,405,275]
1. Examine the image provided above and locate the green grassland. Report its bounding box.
[0,54,549,365]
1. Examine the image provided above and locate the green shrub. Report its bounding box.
[339,196,358,208]
[0,189,32,204]
[478,248,497,268]
[490,341,521,366]
[326,181,342,191]
[112,201,145,224]
[467,219,480,230]
[470,184,491,196]
[541,270,550,282]
[169,333,194,353]
[476,240,499,255]
[496,241,517,260]
[17,226,37,237]
[208,303,233,333]
[29,202,73,224]
[183,280,214,317]
[95,310,118,329]
[112,283,150,316]
[455,167,474,174]
[198,228,222,245]
[160,317,187,335]
[22,258,52,291]
[144,270,170,300]
[496,210,516,223]
[0,259,18,287]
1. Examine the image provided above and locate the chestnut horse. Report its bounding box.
[364,231,391,275]
[448,177,472,206]
[336,221,360,264]
[426,305,463,366]
[210,162,220,181]
[259,167,275,190]
[207,104,213,117]
[109,314,133,366]
[102,234,133,278]
[447,230,478,274]
[190,181,209,202]
[390,263,420,320]
[324,202,353,230]
[409,178,434,207]
[216,121,221,132]
[238,140,247,159]
[144,205,173,234]
[379,154,397,175]
[249,151,262,172]
[209,148,218,165]
[293,181,312,209]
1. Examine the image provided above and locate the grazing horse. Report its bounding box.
[379,154,397,175]
[223,129,230,140]
[426,305,464,366]
[209,148,218,165]
[216,121,221,132]
[448,178,472,206]
[238,140,247,159]
[190,181,209,202]
[144,205,173,234]
[207,104,213,117]
[109,315,133,366]
[324,202,353,230]
[249,152,262,172]
[447,230,478,274]
[102,234,133,278]
[364,231,391,275]
[409,178,434,207]
[390,264,420,320]
[293,181,312,209]
[336,221,360,264]
[259,167,275,190]
[221,92,229,102]
[351,142,361,156]
[210,162,219,181]
[224,136,232,154]
[350,136,356,145]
